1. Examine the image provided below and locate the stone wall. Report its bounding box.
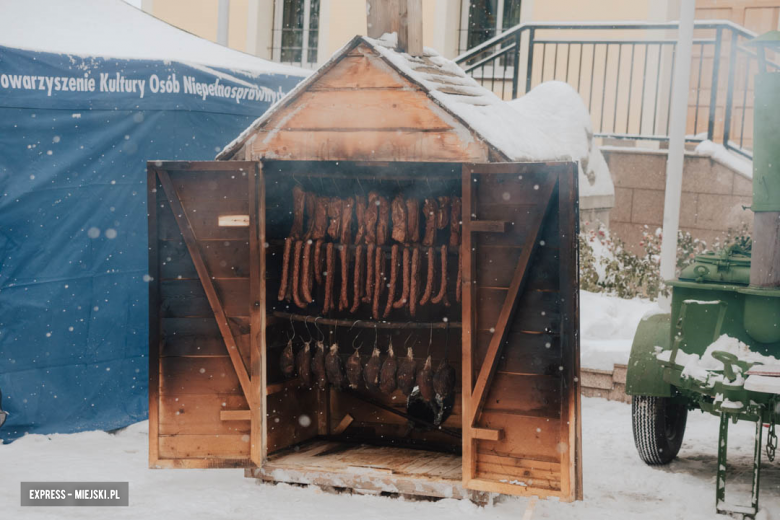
[601,147,754,254]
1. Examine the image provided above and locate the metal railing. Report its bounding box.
[455,21,779,159]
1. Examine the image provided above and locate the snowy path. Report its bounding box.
[2,397,778,519]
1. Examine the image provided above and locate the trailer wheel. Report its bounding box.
[632,395,687,465]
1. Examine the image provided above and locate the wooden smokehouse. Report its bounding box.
[147,11,582,503]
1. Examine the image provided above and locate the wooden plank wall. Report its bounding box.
[245,43,490,163]
[150,166,254,467]
[463,163,581,500]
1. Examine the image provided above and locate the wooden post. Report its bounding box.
[366,0,400,39]
[366,0,423,56]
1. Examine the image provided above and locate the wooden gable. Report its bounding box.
[237,42,492,163]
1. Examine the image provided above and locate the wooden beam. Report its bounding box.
[147,167,161,468]
[469,179,556,426]
[221,410,251,421]
[249,163,267,467]
[156,169,254,408]
[461,164,477,485]
[470,220,508,233]
[471,427,504,441]
[333,414,354,435]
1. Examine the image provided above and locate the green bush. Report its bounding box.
[579,224,708,301]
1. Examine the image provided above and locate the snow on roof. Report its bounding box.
[366,33,572,163]
[0,0,307,77]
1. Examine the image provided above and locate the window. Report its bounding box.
[458,0,522,54]
[273,0,320,68]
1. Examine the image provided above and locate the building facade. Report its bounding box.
[135,0,697,67]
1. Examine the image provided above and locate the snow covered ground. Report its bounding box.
[3,290,777,518]
[2,398,778,519]
[580,290,661,370]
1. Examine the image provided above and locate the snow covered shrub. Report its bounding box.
[578,224,708,301]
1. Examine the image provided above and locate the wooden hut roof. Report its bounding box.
[217,33,571,163]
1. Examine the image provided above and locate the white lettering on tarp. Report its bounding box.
[148,74,180,94]
[99,73,147,98]
[0,71,287,105]
[181,75,283,104]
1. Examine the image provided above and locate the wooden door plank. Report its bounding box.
[469,178,556,426]
[156,168,254,407]
[557,162,582,501]
[249,163,267,467]
[148,167,161,467]
[461,164,477,487]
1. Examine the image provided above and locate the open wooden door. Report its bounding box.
[147,161,266,469]
[461,162,582,501]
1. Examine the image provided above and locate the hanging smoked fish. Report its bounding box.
[397,343,417,396]
[312,340,328,390]
[325,343,346,390]
[346,348,363,389]
[417,355,434,402]
[363,344,381,392]
[280,338,295,379]
[296,341,312,387]
[379,339,398,394]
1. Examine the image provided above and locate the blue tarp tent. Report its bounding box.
[0,0,306,442]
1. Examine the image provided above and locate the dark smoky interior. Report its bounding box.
[262,161,465,457]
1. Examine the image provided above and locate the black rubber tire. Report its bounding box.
[632,395,688,465]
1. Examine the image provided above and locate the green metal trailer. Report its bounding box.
[626,32,780,519]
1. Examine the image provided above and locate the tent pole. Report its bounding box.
[217,0,230,47]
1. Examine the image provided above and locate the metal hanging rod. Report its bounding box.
[273,311,460,329]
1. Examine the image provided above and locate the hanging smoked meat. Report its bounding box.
[383,244,399,318]
[350,244,364,313]
[291,240,307,308]
[277,237,294,301]
[392,247,411,309]
[327,197,343,241]
[312,197,329,240]
[338,198,353,312]
[354,195,367,244]
[375,196,390,246]
[449,196,461,248]
[363,345,381,392]
[364,192,379,244]
[296,341,312,387]
[301,240,314,304]
[419,247,435,306]
[325,343,346,390]
[372,247,385,320]
[417,355,434,402]
[278,187,308,302]
[312,340,328,390]
[421,198,439,247]
[280,338,295,379]
[409,247,421,317]
[362,192,379,303]
[303,193,317,239]
[406,198,420,243]
[323,243,335,313]
[433,358,456,399]
[346,349,362,389]
[313,239,324,285]
[436,196,450,231]
[379,340,398,394]
[391,194,407,244]
[397,345,417,396]
[431,244,450,307]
